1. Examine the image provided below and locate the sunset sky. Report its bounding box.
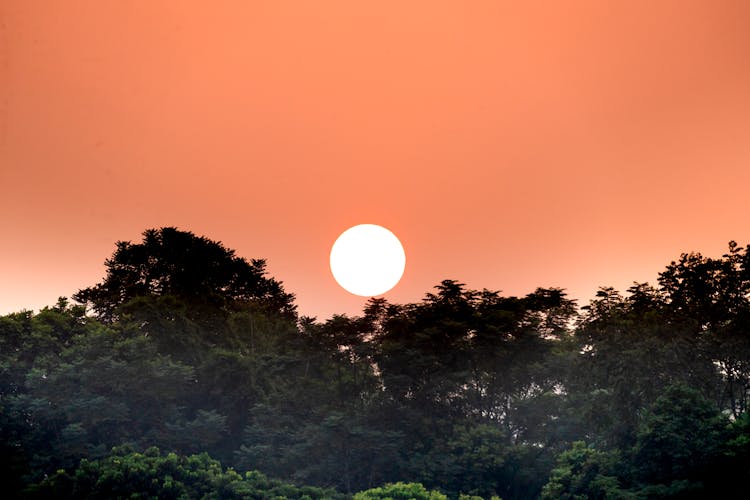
[2,1,750,320]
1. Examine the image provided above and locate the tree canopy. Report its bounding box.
[73,227,296,322]
[2,232,749,499]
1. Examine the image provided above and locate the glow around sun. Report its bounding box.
[330,224,406,297]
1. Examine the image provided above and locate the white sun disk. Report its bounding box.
[330,224,406,296]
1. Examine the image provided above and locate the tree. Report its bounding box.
[74,227,296,322]
[570,284,719,448]
[717,411,750,494]
[541,442,631,500]
[658,241,750,416]
[10,327,198,478]
[27,446,346,499]
[410,423,511,499]
[633,384,727,486]
[354,482,448,500]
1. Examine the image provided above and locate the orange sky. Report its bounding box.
[2,1,750,320]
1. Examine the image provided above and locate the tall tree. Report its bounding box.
[658,241,750,416]
[74,227,296,322]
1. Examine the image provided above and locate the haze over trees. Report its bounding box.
[2,228,749,498]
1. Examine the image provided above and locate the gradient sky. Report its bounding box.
[2,1,750,320]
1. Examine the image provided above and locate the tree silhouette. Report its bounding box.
[74,227,296,322]
[4,233,750,498]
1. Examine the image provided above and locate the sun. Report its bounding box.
[330,224,406,297]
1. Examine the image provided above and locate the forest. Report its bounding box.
[2,227,749,499]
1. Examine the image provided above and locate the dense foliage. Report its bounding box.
[27,446,346,500]
[2,228,750,498]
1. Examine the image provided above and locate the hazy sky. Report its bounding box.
[2,1,750,320]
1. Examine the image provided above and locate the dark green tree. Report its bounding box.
[570,283,719,448]
[74,227,296,323]
[540,441,631,500]
[633,384,727,487]
[658,241,750,417]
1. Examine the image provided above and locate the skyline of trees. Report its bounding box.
[2,228,749,498]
